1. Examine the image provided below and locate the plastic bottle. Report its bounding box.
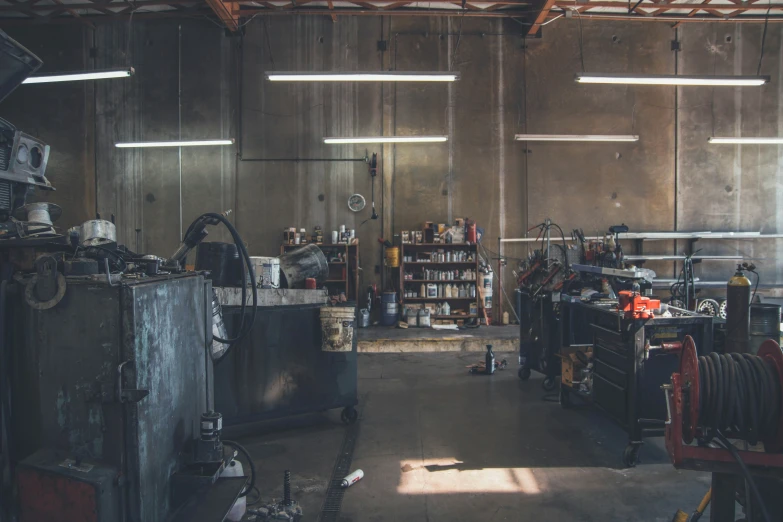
[420,283,426,298]
[441,301,451,315]
[502,311,510,325]
[445,284,452,298]
[485,345,495,375]
[223,459,247,521]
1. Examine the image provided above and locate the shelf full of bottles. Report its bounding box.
[399,243,480,320]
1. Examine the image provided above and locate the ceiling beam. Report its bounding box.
[204,0,239,29]
[528,0,557,35]
[553,0,783,11]
[236,6,530,15]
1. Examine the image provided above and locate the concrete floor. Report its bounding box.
[230,352,711,521]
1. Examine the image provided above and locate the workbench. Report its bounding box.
[559,298,713,466]
[213,288,359,426]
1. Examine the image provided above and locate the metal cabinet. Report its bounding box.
[560,300,713,466]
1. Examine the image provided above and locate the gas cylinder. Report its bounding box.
[726,265,751,353]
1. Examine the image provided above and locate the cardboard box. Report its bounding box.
[559,345,592,387]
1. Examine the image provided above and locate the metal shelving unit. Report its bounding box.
[399,243,480,322]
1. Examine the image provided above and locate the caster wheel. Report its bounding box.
[542,377,557,392]
[559,386,571,409]
[518,367,531,381]
[622,444,640,468]
[341,407,358,425]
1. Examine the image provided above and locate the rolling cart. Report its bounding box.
[559,298,713,467]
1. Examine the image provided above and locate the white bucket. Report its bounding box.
[320,306,356,352]
[222,459,247,521]
[249,256,280,289]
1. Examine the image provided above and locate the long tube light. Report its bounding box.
[514,134,639,142]
[24,68,135,84]
[267,72,458,82]
[575,73,769,87]
[115,139,234,148]
[325,136,448,144]
[709,137,783,144]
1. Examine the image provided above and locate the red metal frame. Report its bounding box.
[665,336,783,473]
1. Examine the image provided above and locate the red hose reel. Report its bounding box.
[665,336,783,472]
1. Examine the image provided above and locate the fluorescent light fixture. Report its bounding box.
[575,73,769,87]
[514,134,639,142]
[24,67,135,84]
[324,136,448,144]
[115,139,234,148]
[709,137,783,144]
[267,72,458,82]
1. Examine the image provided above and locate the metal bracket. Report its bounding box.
[117,360,149,403]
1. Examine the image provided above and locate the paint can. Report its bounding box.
[320,305,356,352]
[279,243,329,288]
[385,247,400,268]
[341,469,364,488]
[305,278,316,289]
[381,291,398,326]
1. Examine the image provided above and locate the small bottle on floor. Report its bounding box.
[485,344,495,375]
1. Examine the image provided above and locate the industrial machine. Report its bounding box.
[516,222,656,390]
[0,30,256,522]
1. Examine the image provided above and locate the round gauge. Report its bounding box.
[348,194,366,212]
[29,146,43,169]
[16,144,28,164]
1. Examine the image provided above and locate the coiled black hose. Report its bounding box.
[184,212,257,362]
[223,440,256,498]
[697,353,780,446]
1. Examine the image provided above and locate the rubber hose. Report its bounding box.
[184,212,258,362]
[223,440,256,498]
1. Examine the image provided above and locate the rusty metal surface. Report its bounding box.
[17,447,121,522]
[121,274,210,522]
[11,272,211,522]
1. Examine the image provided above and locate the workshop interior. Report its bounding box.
[3,0,783,520]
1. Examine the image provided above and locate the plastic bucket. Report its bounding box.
[320,306,356,352]
[750,303,781,354]
[381,291,398,326]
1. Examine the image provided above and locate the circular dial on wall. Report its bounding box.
[348,194,366,212]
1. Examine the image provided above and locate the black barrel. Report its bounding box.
[195,242,242,287]
[278,243,329,288]
[750,303,781,354]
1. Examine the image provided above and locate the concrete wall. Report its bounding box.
[2,17,783,311]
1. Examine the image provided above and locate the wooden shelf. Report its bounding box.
[280,242,359,303]
[405,297,475,301]
[400,241,481,325]
[402,243,474,247]
[404,262,476,265]
[404,279,477,283]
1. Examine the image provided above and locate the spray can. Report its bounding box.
[341,469,364,488]
[485,344,495,375]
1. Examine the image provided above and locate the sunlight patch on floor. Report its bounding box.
[397,458,541,495]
